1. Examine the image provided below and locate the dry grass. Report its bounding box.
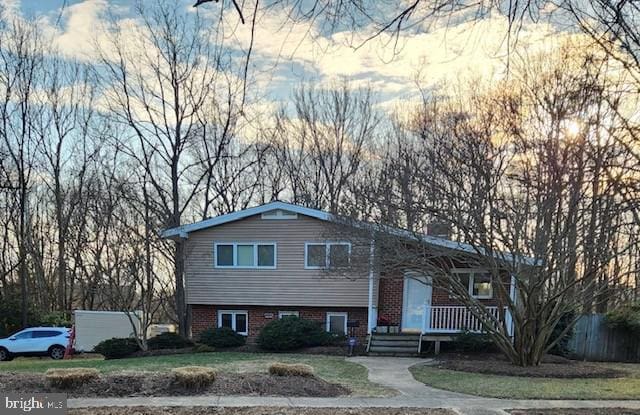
[171,366,216,390]
[45,368,100,389]
[268,362,314,377]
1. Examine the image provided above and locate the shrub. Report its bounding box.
[606,303,640,334]
[257,316,338,351]
[45,368,100,389]
[453,330,495,353]
[268,362,314,377]
[193,343,216,353]
[38,311,72,328]
[548,311,576,356]
[93,337,140,359]
[147,332,194,350]
[199,327,246,348]
[0,297,41,337]
[172,366,216,390]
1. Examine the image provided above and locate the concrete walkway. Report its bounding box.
[68,357,640,415]
[346,356,470,399]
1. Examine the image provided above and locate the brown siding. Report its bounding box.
[184,215,375,307]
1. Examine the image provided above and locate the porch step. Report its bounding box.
[367,333,420,357]
[370,339,419,347]
[369,333,421,340]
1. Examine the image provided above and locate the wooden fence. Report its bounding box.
[568,314,640,362]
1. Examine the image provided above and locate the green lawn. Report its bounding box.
[410,363,640,400]
[0,352,391,397]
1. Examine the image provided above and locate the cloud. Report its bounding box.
[226,7,573,106]
[0,0,19,19]
[12,1,577,113]
[52,0,110,61]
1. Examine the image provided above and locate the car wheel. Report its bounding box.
[49,346,65,360]
[0,348,11,362]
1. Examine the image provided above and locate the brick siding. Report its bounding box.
[377,278,403,326]
[190,304,368,342]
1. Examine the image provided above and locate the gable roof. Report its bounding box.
[161,201,332,238]
[161,201,537,266]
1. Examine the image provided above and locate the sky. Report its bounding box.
[3,0,574,110]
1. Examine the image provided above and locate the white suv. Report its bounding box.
[0,327,70,361]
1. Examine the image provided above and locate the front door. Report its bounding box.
[402,274,432,332]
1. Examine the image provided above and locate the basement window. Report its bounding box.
[218,310,248,335]
[326,312,348,335]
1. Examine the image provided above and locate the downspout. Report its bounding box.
[367,237,376,335]
[506,274,517,339]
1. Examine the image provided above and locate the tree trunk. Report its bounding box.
[175,240,187,337]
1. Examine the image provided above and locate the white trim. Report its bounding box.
[278,311,299,318]
[451,269,494,299]
[401,273,432,332]
[162,202,331,238]
[326,312,348,335]
[506,275,517,338]
[214,242,277,269]
[304,242,352,269]
[218,310,248,335]
[367,238,375,335]
[304,242,326,269]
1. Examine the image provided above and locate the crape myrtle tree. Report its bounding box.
[348,42,638,366]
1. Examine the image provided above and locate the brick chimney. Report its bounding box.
[425,221,451,239]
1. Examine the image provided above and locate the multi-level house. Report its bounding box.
[162,201,518,354]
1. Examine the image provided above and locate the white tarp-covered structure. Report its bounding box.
[74,310,142,352]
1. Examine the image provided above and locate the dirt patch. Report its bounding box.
[434,353,626,378]
[227,344,366,356]
[0,371,348,397]
[69,408,455,415]
[129,348,199,358]
[510,409,640,415]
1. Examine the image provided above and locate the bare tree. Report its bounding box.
[270,82,379,212]
[97,1,244,336]
[356,42,638,366]
[0,17,45,325]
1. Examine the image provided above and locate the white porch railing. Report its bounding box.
[422,305,505,334]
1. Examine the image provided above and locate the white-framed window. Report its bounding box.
[304,242,351,269]
[326,312,348,335]
[214,242,277,269]
[278,311,299,319]
[451,269,493,299]
[218,310,248,335]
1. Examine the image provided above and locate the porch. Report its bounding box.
[367,273,516,335]
[367,305,513,356]
[422,305,511,335]
[372,305,509,335]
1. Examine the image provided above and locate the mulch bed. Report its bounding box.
[0,371,348,398]
[510,409,640,415]
[226,345,366,356]
[69,408,455,415]
[433,353,626,378]
[129,348,200,358]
